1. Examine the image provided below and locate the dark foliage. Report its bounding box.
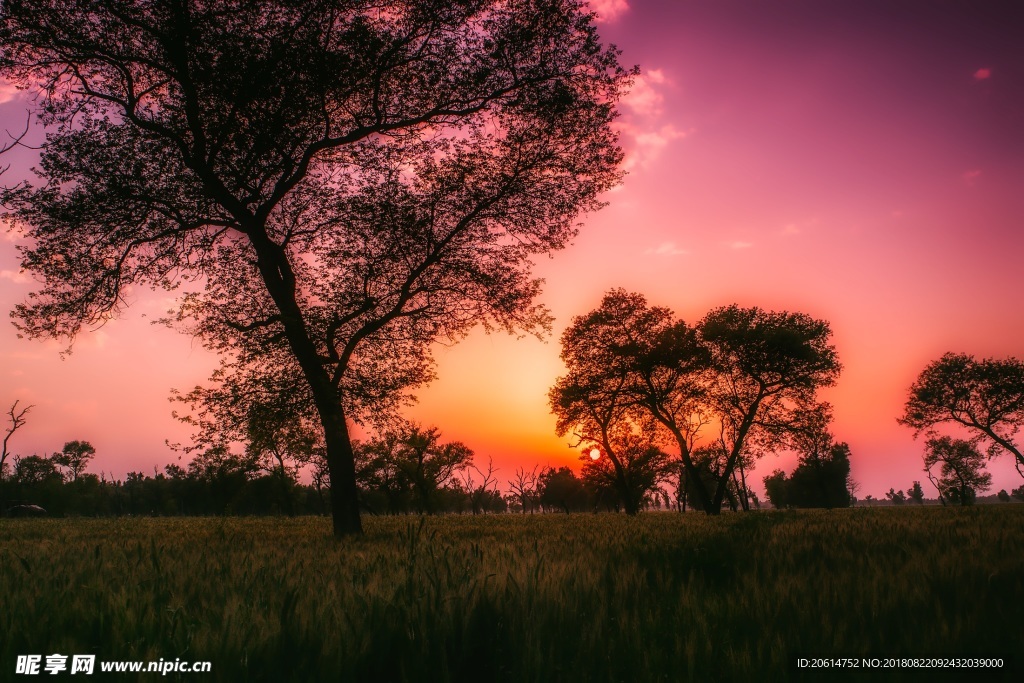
[900,353,1024,479]
[551,289,841,515]
[922,436,992,506]
[762,443,853,509]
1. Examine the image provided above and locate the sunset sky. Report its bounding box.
[2,0,1023,499]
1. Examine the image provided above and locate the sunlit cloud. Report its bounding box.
[973,68,992,80]
[614,67,689,170]
[618,123,689,169]
[962,169,982,185]
[0,78,21,104]
[622,69,667,117]
[0,268,29,283]
[644,242,689,256]
[726,241,754,250]
[588,0,629,23]
[781,224,800,236]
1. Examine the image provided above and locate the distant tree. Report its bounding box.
[537,466,590,514]
[885,488,906,505]
[1,400,32,512]
[50,440,96,482]
[398,425,474,514]
[763,469,790,509]
[923,436,992,506]
[12,454,62,486]
[785,442,853,509]
[0,0,629,538]
[907,481,925,504]
[460,457,500,515]
[172,378,325,514]
[551,290,713,511]
[550,291,840,515]
[779,406,853,509]
[1011,485,1024,502]
[507,465,540,514]
[899,353,1024,479]
[355,423,473,514]
[353,431,410,514]
[997,489,1011,503]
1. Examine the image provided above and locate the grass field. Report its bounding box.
[2,508,1022,682]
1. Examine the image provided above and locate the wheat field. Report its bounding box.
[2,508,1021,681]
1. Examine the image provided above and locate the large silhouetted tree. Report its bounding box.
[0,0,629,536]
[549,292,684,514]
[899,353,1024,479]
[699,305,841,513]
[550,289,714,512]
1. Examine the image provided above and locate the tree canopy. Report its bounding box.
[0,0,630,536]
[922,436,992,506]
[51,440,97,482]
[899,353,1024,479]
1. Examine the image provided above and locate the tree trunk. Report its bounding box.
[666,428,716,514]
[322,409,363,537]
[601,436,639,516]
[249,238,364,537]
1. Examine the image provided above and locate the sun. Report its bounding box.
[589,448,601,460]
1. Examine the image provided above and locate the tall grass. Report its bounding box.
[2,508,1021,681]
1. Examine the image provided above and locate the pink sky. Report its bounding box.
[2,0,1023,498]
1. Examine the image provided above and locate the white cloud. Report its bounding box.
[644,242,689,256]
[589,0,629,23]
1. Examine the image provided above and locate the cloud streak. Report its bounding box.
[645,242,689,256]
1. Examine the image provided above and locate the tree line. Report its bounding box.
[0,415,691,517]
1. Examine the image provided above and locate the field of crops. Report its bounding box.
[2,508,1022,682]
